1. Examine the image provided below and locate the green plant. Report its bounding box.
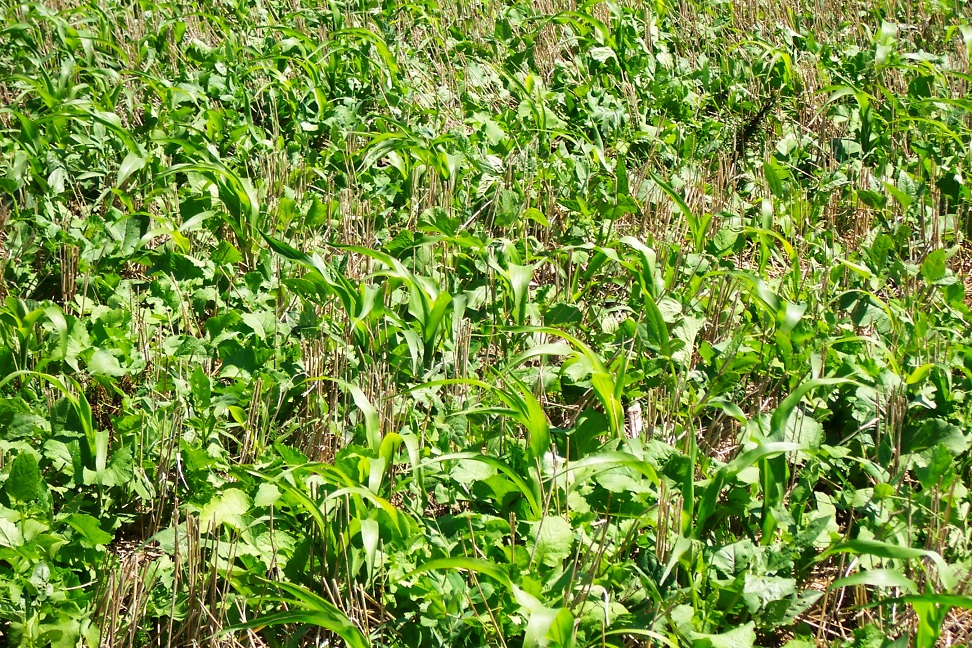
[1,0,971,646]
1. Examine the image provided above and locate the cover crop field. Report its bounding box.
[1,0,972,646]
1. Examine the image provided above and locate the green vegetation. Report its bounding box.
[1,0,971,646]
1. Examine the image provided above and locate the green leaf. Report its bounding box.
[868,594,972,648]
[770,379,851,440]
[240,312,268,340]
[43,305,68,365]
[742,574,796,613]
[913,599,948,648]
[344,381,381,452]
[496,188,521,226]
[39,617,82,648]
[961,24,972,58]
[334,27,399,79]
[407,556,512,588]
[87,349,126,377]
[262,231,330,278]
[693,622,756,648]
[672,316,704,366]
[562,451,659,488]
[589,46,617,63]
[830,568,917,593]
[418,207,459,236]
[524,207,550,226]
[520,599,574,648]
[254,483,281,507]
[360,518,379,583]
[531,515,573,568]
[63,513,113,547]
[696,441,803,539]
[822,539,933,562]
[275,443,309,466]
[758,378,853,541]
[711,539,757,575]
[199,488,252,532]
[920,249,946,282]
[590,371,625,439]
[646,170,704,250]
[450,459,497,484]
[906,363,935,385]
[513,379,550,462]
[115,152,146,188]
[0,517,24,548]
[915,444,955,491]
[642,291,670,353]
[423,291,453,350]
[903,419,968,456]
[569,409,610,457]
[822,540,955,590]
[764,158,786,198]
[213,240,243,265]
[6,451,44,502]
[508,264,534,326]
[223,609,368,648]
[98,446,134,487]
[190,366,211,409]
